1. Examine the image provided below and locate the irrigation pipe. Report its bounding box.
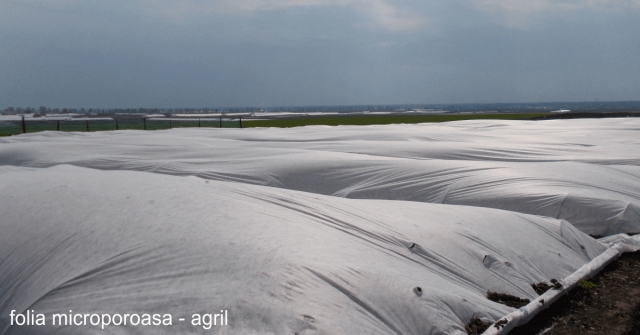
[482,234,640,335]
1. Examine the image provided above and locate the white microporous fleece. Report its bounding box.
[1,118,639,235]
[0,165,607,334]
[1,118,640,335]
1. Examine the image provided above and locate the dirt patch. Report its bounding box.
[531,282,552,295]
[465,317,491,335]
[487,291,531,308]
[509,251,640,335]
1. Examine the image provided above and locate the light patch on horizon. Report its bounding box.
[474,0,640,25]
[142,0,428,32]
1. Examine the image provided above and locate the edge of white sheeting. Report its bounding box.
[482,234,640,335]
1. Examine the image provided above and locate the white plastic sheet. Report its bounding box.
[2,118,640,334]
[0,165,609,335]
[1,118,639,235]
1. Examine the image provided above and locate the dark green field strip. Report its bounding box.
[0,125,22,136]
[147,120,241,129]
[243,113,550,128]
[0,114,544,136]
[26,124,59,132]
[27,122,119,132]
[0,130,20,136]
[163,120,241,128]
[85,124,118,131]
[146,121,171,130]
[117,121,145,130]
[61,123,112,132]
[0,119,243,136]
[166,121,200,128]
[222,120,242,128]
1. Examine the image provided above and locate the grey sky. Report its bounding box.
[1,0,639,108]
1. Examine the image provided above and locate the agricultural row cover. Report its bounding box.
[1,118,640,334]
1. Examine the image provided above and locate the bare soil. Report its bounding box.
[509,251,640,335]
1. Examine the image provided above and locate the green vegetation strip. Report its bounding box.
[0,119,243,136]
[243,113,550,128]
[0,114,548,136]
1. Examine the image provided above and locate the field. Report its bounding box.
[0,113,549,136]
[243,113,550,128]
[0,118,243,136]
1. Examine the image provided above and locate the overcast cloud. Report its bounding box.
[1,0,639,108]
